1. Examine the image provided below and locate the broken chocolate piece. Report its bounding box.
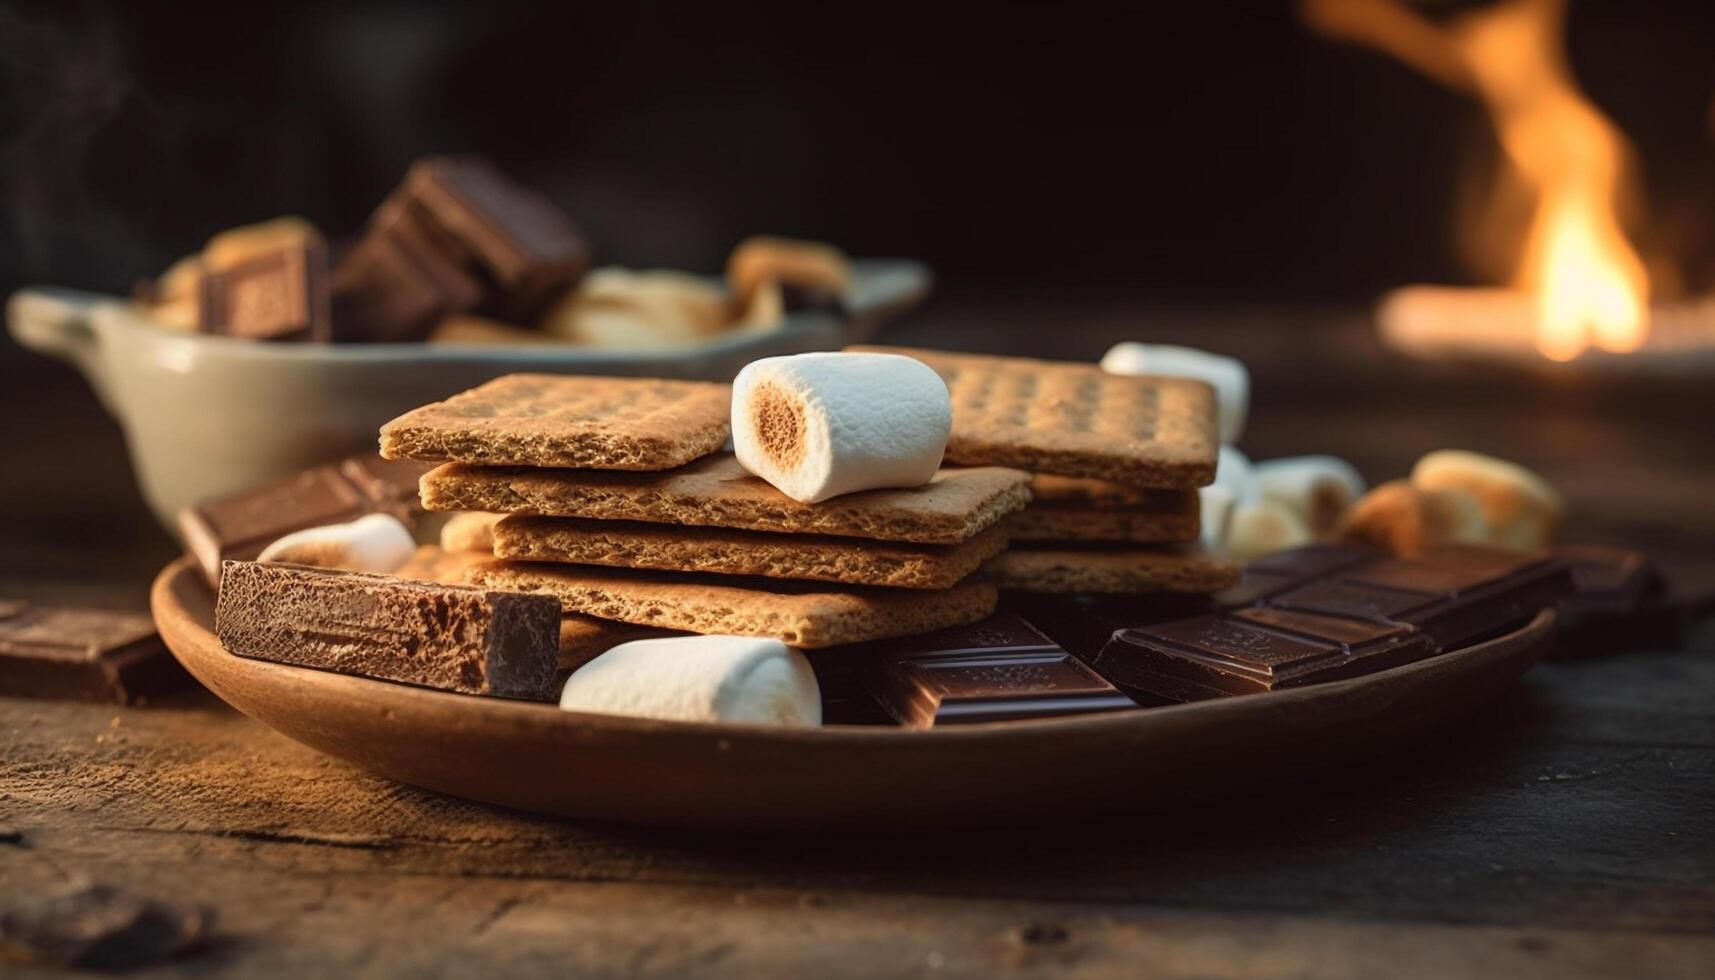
[332,199,484,342]
[0,602,189,704]
[842,613,1136,727]
[177,454,434,587]
[1550,545,1684,658]
[215,561,560,698]
[0,884,210,969]
[196,241,331,341]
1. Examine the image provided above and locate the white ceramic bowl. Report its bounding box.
[8,259,929,532]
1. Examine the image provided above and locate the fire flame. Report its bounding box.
[1303,0,1650,360]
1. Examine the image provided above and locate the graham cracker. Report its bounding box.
[983,546,1238,594]
[420,454,1032,545]
[1010,495,1199,544]
[393,544,490,585]
[850,346,1217,488]
[379,373,731,469]
[494,517,1008,590]
[1029,473,1186,508]
[468,562,999,648]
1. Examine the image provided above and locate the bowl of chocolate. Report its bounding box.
[5,156,930,530]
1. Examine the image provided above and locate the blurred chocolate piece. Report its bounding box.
[333,157,587,340]
[216,561,560,699]
[1095,608,1434,702]
[196,241,331,341]
[177,455,433,587]
[847,613,1136,727]
[0,602,189,704]
[0,883,211,970]
[1268,546,1572,649]
[403,156,590,319]
[332,201,484,342]
[1550,545,1684,658]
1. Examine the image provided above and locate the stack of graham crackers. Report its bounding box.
[377,374,1033,652]
[850,347,1239,596]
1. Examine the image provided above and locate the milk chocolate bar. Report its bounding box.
[1093,608,1433,701]
[178,455,433,587]
[215,561,560,698]
[0,601,190,704]
[197,241,332,341]
[332,198,485,342]
[843,613,1136,728]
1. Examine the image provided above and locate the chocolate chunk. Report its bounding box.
[0,884,210,969]
[1209,543,1381,608]
[1269,546,1573,649]
[177,454,433,587]
[215,561,560,699]
[332,200,485,342]
[1551,545,1684,658]
[196,241,332,341]
[0,602,190,704]
[402,156,590,320]
[840,613,1136,727]
[1005,591,1213,660]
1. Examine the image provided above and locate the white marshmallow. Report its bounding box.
[1225,497,1314,563]
[559,635,822,727]
[1101,342,1250,443]
[731,352,951,504]
[257,513,416,573]
[1198,446,1256,552]
[1255,456,1367,537]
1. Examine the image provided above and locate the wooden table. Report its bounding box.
[3,303,1712,978]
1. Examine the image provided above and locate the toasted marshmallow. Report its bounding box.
[1411,450,1564,550]
[541,267,730,349]
[257,513,416,573]
[559,635,821,727]
[1255,456,1366,537]
[1337,480,1489,557]
[732,352,951,503]
[1198,445,1256,551]
[1226,497,1314,563]
[1100,343,1250,443]
[440,512,503,554]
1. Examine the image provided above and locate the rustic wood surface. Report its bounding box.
[2,302,1713,977]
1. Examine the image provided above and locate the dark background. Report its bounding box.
[3,0,1714,301]
[1,0,1713,594]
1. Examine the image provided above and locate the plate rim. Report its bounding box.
[151,557,1555,749]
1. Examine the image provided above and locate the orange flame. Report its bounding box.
[1303,0,1650,360]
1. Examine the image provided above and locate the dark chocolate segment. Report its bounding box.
[1550,545,1684,658]
[332,200,484,342]
[842,613,1135,728]
[215,561,560,699]
[197,241,332,342]
[177,455,433,587]
[0,602,190,704]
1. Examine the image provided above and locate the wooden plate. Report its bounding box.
[152,558,1554,830]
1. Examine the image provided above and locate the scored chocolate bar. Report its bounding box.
[0,601,190,704]
[197,241,332,342]
[177,454,433,587]
[1086,544,1573,703]
[215,561,560,699]
[837,613,1136,728]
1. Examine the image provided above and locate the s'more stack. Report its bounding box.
[851,346,1240,596]
[376,373,1033,656]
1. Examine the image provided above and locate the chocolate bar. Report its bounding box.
[0,601,190,704]
[215,561,560,698]
[332,199,484,342]
[843,613,1136,727]
[1209,543,1381,608]
[1087,544,1573,703]
[1266,546,1572,649]
[177,454,433,587]
[1006,591,1214,660]
[1093,608,1433,701]
[197,241,332,341]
